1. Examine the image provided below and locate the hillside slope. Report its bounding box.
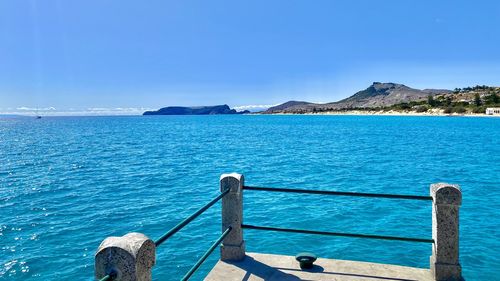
[264,82,452,113]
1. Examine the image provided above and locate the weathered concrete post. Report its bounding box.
[95,232,156,281]
[430,183,462,281]
[220,173,246,261]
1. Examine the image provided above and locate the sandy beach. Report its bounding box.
[268,110,500,118]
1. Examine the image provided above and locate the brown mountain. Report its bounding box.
[264,82,452,113]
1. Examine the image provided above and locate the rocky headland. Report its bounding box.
[143,105,249,115]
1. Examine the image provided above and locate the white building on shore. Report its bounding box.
[486,108,500,115]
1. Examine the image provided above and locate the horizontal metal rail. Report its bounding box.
[243,185,432,201]
[98,275,111,281]
[154,188,230,247]
[181,226,233,281]
[98,268,118,281]
[242,224,434,244]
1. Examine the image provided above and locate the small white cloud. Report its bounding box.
[16,107,33,111]
[86,107,108,111]
[2,107,153,116]
[16,106,56,111]
[233,104,279,112]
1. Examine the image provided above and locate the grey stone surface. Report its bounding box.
[95,232,156,281]
[431,183,462,206]
[220,173,246,261]
[430,183,462,281]
[205,252,433,281]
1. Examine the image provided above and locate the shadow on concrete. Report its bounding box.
[228,256,418,281]
[228,256,302,281]
[273,266,418,281]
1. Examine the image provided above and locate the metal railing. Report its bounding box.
[241,224,433,243]
[242,185,434,244]
[243,185,433,201]
[155,188,230,247]
[98,274,113,281]
[95,175,462,281]
[180,226,232,281]
[99,188,230,281]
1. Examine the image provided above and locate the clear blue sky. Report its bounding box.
[1,0,500,114]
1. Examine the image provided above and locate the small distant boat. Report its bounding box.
[36,116,42,119]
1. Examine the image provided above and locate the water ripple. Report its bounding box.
[0,115,498,280]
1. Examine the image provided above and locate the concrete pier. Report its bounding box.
[207,178,463,281]
[94,174,462,281]
[206,252,433,281]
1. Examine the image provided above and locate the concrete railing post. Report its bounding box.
[430,183,462,281]
[220,173,246,261]
[95,232,156,281]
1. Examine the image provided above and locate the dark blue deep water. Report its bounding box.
[1,115,499,280]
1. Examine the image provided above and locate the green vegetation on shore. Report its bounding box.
[384,86,499,114]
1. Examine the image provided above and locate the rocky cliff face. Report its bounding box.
[143,105,248,115]
[264,82,452,113]
[336,82,451,108]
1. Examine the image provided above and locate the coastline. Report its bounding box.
[263,110,500,117]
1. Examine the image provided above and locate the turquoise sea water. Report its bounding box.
[1,115,499,280]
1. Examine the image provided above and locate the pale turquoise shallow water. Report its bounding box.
[0,115,499,280]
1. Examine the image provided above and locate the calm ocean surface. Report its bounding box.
[1,115,499,280]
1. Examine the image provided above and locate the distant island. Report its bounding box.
[264,82,500,115]
[143,104,249,115]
